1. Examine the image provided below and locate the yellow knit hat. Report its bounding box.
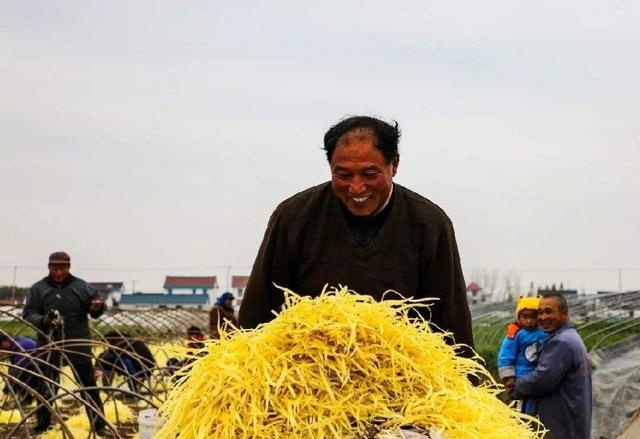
[515,296,540,318]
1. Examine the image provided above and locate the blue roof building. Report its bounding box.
[118,293,210,310]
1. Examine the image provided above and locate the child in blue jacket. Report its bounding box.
[497,296,548,414]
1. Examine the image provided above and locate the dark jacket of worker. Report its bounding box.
[23,275,105,363]
[239,182,473,353]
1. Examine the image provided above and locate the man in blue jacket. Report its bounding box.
[514,292,592,439]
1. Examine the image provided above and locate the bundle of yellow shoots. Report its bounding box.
[36,399,137,439]
[156,287,545,439]
[0,409,21,424]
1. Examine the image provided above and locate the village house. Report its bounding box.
[90,282,124,307]
[231,275,248,298]
[163,275,218,295]
[466,282,487,305]
[117,275,217,310]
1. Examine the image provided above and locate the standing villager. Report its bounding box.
[209,292,238,339]
[514,292,592,439]
[238,115,474,356]
[22,251,107,436]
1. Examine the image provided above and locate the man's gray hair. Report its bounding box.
[542,292,568,313]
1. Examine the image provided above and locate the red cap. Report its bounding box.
[48,251,71,265]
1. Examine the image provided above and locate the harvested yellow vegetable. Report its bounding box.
[38,426,89,439]
[34,399,135,438]
[156,286,545,439]
[63,410,91,430]
[0,409,21,424]
[104,399,136,423]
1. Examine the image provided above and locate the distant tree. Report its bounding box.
[0,285,29,300]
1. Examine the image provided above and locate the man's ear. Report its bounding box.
[392,155,399,177]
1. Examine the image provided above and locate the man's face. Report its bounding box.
[48,264,70,283]
[330,135,398,217]
[538,297,568,333]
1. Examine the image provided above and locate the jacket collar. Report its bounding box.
[45,274,75,288]
[550,321,574,335]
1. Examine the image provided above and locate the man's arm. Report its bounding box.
[513,337,571,398]
[239,210,293,329]
[22,285,45,328]
[86,283,106,318]
[424,218,474,353]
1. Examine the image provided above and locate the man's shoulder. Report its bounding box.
[544,325,584,352]
[68,276,94,293]
[30,277,49,291]
[67,275,87,285]
[395,184,452,225]
[31,277,48,287]
[278,182,332,206]
[274,182,333,218]
[555,324,585,345]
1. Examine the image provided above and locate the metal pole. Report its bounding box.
[618,268,622,292]
[11,266,17,303]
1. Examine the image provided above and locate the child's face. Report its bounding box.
[518,309,538,329]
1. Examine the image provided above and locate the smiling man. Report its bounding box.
[514,293,592,439]
[238,115,473,355]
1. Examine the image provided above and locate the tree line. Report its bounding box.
[0,285,28,300]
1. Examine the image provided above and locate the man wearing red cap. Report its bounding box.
[23,251,108,436]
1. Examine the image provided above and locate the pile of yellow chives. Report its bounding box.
[155,287,545,439]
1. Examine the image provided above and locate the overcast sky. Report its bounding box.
[1,1,639,295]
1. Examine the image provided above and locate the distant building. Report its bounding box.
[90,282,124,307]
[537,283,578,296]
[231,276,249,300]
[118,293,210,310]
[466,282,487,305]
[163,276,218,295]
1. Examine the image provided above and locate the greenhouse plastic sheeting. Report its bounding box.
[590,335,640,439]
